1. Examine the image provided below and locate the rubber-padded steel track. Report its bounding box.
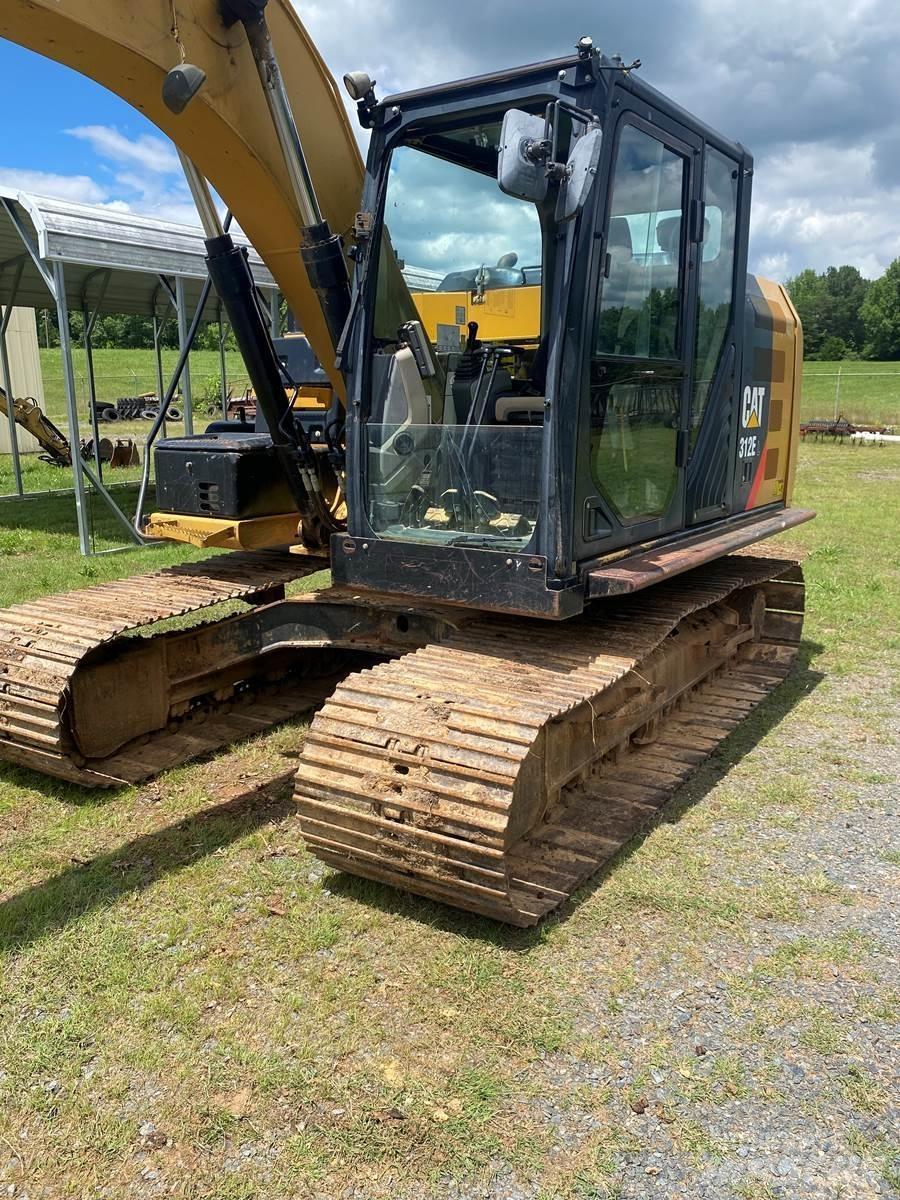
[294,555,805,925]
[0,551,327,786]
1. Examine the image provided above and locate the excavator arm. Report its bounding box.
[0,387,72,466]
[0,0,363,399]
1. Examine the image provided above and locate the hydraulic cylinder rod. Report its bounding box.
[205,233,331,546]
[219,0,352,359]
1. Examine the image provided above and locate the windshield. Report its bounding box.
[366,115,547,552]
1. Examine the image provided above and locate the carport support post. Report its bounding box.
[152,312,168,442]
[81,269,111,482]
[82,307,103,480]
[0,259,26,497]
[175,275,194,435]
[52,260,91,555]
[217,306,229,418]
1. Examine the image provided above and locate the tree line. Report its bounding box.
[785,260,900,361]
[32,261,900,363]
[34,308,238,353]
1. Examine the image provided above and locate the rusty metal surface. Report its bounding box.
[0,551,327,785]
[586,507,814,597]
[294,555,806,925]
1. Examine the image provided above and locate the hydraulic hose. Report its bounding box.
[204,232,335,548]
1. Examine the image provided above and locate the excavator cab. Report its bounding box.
[334,44,803,617]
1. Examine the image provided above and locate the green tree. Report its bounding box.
[819,334,848,360]
[784,269,829,357]
[786,265,872,359]
[861,258,900,360]
[822,265,869,353]
[34,307,235,353]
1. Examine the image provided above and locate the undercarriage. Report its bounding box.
[0,551,803,923]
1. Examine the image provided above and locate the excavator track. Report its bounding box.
[294,555,805,925]
[0,551,331,787]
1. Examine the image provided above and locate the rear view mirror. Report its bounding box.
[558,127,602,221]
[498,110,548,203]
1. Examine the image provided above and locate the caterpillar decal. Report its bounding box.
[739,276,803,512]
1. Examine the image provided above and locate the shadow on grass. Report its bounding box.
[0,771,294,954]
[326,638,827,950]
[0,481,143,536]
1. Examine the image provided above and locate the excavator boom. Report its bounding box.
[0,0,362,397]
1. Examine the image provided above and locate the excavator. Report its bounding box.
[0,1,811,925]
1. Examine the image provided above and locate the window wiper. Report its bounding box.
[447,534,526,550]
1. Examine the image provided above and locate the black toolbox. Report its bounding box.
[153,433,295,519]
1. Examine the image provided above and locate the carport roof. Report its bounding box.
[0,188,278,320]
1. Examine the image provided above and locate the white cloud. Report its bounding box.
[386,145,540,277]
[750,141,900,279]
[56,124,203,227]
[295,0,900,282]
[0,162,200,230]
[0,167,109,205]
[66,125,181,174]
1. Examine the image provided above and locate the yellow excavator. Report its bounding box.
[0,1,811,924]
[0,386,140,469]
[0,389,73,467]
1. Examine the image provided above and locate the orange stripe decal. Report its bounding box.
[745,438,769,509]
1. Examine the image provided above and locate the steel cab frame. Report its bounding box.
[334,45,758,619]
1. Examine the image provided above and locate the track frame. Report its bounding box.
[294,555,805,924]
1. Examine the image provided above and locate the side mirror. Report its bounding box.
[558,127,602,221]
[497,110,548,203]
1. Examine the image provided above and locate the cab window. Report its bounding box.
[595,124,687,361]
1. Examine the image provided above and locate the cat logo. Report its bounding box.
[742,385,765,430]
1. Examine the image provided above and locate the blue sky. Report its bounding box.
[0,40,193,220]
[1,0,899,281]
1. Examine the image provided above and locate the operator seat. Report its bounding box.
[655,215,681,264]
[597,217,634,352]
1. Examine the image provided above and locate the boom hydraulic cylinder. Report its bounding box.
[219,0,352,357]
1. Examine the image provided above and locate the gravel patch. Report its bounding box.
[430,671,900,1199]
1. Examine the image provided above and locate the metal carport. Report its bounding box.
[0,188,279,554]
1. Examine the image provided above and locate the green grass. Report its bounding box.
[0,440,897,1196]
[846,1130,900,1192]
[0,481,213,575]
[837,1064,890,1115]
[37,346,251,420]
[772,446,900,677]
[801,359,900,426]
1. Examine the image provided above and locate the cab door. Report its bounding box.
[574,108,702,557]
